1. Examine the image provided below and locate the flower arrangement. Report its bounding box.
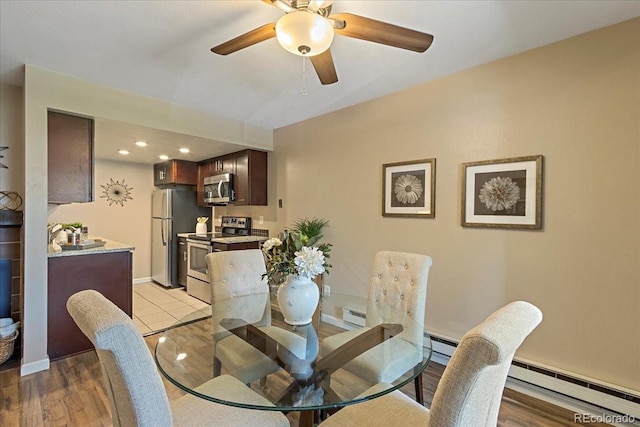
[262,224,332,287]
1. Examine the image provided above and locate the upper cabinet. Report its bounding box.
[204,155,237,176]
[154,160,198,187]
[197,149,267,206]
[234,149,267,206]
[48,111,94,204]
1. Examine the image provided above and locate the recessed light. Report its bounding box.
[179,148,190,154]
[135,141,148,147]
[118,149,130,155]
[159,155,169,160]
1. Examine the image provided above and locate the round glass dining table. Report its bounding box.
[154,293,432,426]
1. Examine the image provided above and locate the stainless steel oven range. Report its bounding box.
[186,216,253,303]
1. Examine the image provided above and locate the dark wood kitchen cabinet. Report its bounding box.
[234,149,267,206]
[154,160,198,187]
[197,149,267,206]
[177,236,188,287]
[47,111,94,204]
[48,251,132,360]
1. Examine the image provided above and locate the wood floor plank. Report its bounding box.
[0,324,615,427]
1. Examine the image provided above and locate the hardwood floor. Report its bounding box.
[0,331,611,427]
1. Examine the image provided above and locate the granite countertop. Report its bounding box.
[211,235,267,244]
[183,232,268,244]
[48,237,135,258]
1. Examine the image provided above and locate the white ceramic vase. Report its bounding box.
[277,275,319,326]
[195,222,208,235]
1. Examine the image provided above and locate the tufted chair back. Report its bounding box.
[366,251,433,347]
[206,249,301,384]
[206,249,271,329]
[67,290,173,427]
[206,249,269,300]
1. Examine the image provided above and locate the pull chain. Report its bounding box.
[301,56,308,96]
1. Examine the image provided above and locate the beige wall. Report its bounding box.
[273,19,640,392]
[47,159,154,280]
[0,83,24,195]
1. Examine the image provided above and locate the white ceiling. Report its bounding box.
[1,1,638,164]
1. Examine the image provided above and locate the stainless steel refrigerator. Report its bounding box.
[151,188,210,287]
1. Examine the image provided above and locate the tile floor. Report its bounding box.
[133,282,211,336]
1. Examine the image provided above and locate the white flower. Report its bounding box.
[394,174,423,204]
[262,237,282,251]
[479,176,521,211]
[294,246,326,279]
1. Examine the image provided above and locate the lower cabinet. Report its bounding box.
[178,237,188,287]
[47,251,132,360]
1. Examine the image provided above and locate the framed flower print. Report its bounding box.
[461,155,543,229]
[382,158,436,218]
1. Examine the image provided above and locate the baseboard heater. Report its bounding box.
[342,306,366,327]
[428,333,640,420]
[330,310,639,419]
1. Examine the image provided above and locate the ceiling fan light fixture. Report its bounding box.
[308,0,335,12]
[275,11,334,56]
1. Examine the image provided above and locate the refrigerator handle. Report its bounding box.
[162,191,167,218]
[161,220,167,246]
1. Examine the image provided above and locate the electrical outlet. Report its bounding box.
[323,285,330,296]
[259,215,264,224]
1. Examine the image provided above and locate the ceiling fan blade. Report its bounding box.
[310,49,338,85]
[331,13,433,53]
[211,23,276,55]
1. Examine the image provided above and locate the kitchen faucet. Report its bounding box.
[47,223,76,245]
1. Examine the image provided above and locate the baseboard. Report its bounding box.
[133,277,152,285]
[20,357,50,376]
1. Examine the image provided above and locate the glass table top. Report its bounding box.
[154,292,432,414]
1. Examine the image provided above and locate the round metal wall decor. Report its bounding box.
[100,178,133,207]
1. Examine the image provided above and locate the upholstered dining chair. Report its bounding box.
[318,301,543,427]
[206,249,303,385]
[320,251,433,403]
[66,289,289,427]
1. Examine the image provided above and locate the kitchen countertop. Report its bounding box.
[211,235,267,244]
[182,232,267,245]
[48,237,135,258]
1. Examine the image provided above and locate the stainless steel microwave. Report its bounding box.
[204,173,234,204]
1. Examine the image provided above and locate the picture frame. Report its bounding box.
[461,155,543,229]
[382,158,436,218]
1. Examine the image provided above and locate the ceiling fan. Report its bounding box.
[211,0,434,85]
